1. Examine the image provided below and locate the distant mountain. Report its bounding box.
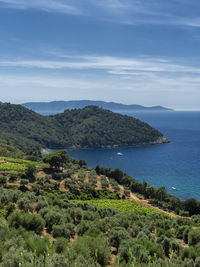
[22,100,173,115]
[0,103,169,154]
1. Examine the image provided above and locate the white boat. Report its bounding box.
[117,152,123,156]
[172,187,176,190]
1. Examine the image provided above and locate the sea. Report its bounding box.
[66,111,200,201]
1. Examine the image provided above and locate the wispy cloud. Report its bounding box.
[0,0,200,27]
[0,54,200,99]
[0,0,83,15]
[1,55,200,75]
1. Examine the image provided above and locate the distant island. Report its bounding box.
[0,103,169,154]
[22,100,173,115]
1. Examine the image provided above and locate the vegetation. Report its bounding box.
[76,199,161,214]
[0,148,200,266]
[0,103,168,154]
[96,166,200,217]
[0,157,47,171]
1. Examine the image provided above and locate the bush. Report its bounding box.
[0,176,6,185]
[55,237,68,253]
[8,211,45,235]
[109,227,129,250]
[72,235,111,266]
[52,223,75,239]
[9,172,18,182]
[188,229,200,246]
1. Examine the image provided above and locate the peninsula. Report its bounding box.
[0,103,169,154]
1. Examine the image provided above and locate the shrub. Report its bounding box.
[72,235,111,266]
[55,237,68,254]
[109,227,130,250]
[188,229,200,246]
[9,172,18,182]
[8,211,45,235]
[0,176,6,185]
[52,223,75,239]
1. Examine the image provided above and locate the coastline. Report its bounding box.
[42,136,170,152]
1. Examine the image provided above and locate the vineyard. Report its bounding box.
[0,156,47,171]
[0,152,200,266]
[76,199,162,214]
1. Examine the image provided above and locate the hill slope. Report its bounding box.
[23,100,173,115]
[54,105,168,148]
[0,103,168,153]
[0,152,199,266]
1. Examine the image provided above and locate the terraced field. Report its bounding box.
[0,156,48,171]
[76,199,162,214]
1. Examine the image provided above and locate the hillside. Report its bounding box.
[22,100,173,115]
[0,103,168,154]
[0,151,200,266]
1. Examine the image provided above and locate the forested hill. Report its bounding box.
[0,103,168,154]
[23,100,173,115]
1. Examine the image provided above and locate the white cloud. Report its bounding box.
[0,0,83,15]
[0,0,200,27]
[1,55,200,75]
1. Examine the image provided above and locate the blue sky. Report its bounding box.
[0,0,200,109]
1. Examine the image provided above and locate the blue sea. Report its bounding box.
[67,111,200,201]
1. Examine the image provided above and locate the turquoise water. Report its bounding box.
[68,111,200,200]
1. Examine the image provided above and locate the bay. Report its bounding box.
[68,111,200,200]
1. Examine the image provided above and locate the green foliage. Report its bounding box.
[8,211,45,235]
[0,176,7,185]
[0,156,47,172]
[109,227,130,250]
[9,172,18,182]
[43,150,68,169]
[0,139,24,158]
[184,198,200,216]
[72,234,111,266]
[0,103,166,153]
[188,229,200,246]
[52,223,75,239]
[25,164,36,182]
[76,199,162,214]
[0,144,200,266]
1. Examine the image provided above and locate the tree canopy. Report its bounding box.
[0,103,168,154]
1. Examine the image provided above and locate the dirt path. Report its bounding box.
[70,233,78,244]
[41,228,56,242]
[106,177,114,192]
[60,180,67,191]
[176,238,189,248]
[36,171,45,178]
[109,247,117,265]
[73,171,79,179]
[84,171,89,183]
[118,185,125,197]
[96,175,102,189]
[129,192,178,217]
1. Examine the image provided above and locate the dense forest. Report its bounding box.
[0,103,168,154]
[0,149,200,266]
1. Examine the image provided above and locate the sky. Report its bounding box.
[0,0,200,109]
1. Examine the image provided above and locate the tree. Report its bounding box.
[0,176,7,185]
[26,164,36,182]
[184,198,200,216]
[188,229,200,246]
[155,187,167,201]
[43,150,68,170]
[9,172,18,182]
[109,227,129,251]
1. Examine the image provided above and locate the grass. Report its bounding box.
[0,156,48,171]
[76,199,162,214]
[0,162,27,171]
